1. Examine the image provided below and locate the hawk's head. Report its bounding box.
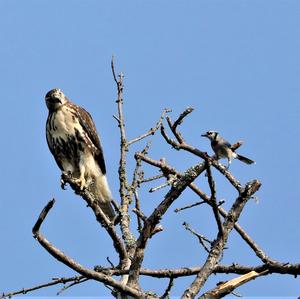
[45,88,69,111]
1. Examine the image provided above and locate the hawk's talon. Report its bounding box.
[74,176,86,191]
[60,171,73,190]
[60,172,70,190]
[60,178,67,190]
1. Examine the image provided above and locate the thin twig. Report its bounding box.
[150,225,164,238]
[167,107,194,144]
[140,173,164,184]
[205,161,224,236]
[160,277,174,299]
[131,142,151,233]
[111,55,118,84]
[56,277,89,296]
[134,190,143,232]
[132,208,147,223]
[107,257,115,268]
[128,108,171,145]
[149,181,170,193]
[112,114,121,124]
[149,174,176,193]
[1,276,83,299]
[172,107,194,130]
[183,222,212,253]
[174,200,205,213]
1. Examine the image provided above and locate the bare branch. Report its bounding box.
[10,65,299,299]
[150,224,164,238]
[161,112,243,193]
[182,180,261,298]
[187,180,275,264]
[132,207,147,223]
[199,270,269,299]
[129,158,207,286]
[137,152,275,266]
[111,59,136,259]
[32,199,149,298]
[95,263,300,278]
[127,160,206,287]
[32,198,55,235]
[165,107,194,144]
[172,107,194,130]
[61,174,128,268]
[161,123,182,150]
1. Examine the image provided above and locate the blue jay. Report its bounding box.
[201,131,255,168]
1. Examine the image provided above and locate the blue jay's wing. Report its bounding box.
[218,136,231,148]
[224,140,231,148]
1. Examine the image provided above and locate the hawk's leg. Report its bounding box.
[73,160,86,191]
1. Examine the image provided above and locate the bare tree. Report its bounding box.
[2,60,300,299]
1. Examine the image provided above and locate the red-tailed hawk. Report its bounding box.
[45,88,115,221]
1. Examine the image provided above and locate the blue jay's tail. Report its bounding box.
[236,154,255,165]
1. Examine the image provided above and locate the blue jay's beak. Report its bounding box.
[201,133,208,138]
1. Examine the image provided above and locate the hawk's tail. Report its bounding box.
[97,199,116,221]
[88,175,116,221]
[236,154,255,165]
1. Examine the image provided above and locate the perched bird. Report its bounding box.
[201,131,255,168]
[45,88,115,221]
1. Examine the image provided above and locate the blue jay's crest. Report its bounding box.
[201,131,219,140]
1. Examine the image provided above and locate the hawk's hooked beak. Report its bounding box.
[46,96,62,104]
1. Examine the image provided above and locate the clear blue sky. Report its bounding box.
[1,0,299,297]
